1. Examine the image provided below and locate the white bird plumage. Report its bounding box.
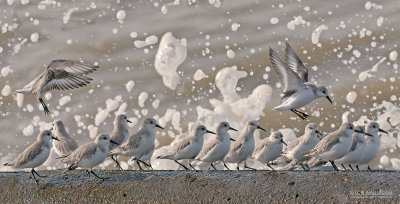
[269,43,332,120]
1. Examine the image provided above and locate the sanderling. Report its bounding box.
[3,130,59,184]
[335,126,369,170]
[253,131,287,170]
[61,134,118,180]
[52,120,78,158]
[15,59,98,114]
[110,118,164,170]
[356,121,388,170]
[224,120,266,170]
[283,123,322,170]
[109,114,132,151]
[194,122,237,170]
[269,43,333,120]
[157,125,215,170]
[303,123,362,171]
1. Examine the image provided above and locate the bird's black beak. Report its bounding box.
[52,136,60,141]
[257,125,267,132]
[229,127,238,132]
[230,138,236,141]
[379,128,388,134]
[127,119,132,123]
[206,130,216,135]
[50,127,54,131]
[156,124,164,129]
[315,130,322,135]
[281,139,287,146]
[326,96,333,104]
[110,140,119,145]
[365,132,373,137]
[355,129,363,134]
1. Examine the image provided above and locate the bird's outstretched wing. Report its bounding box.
[269,48,304,93]
[285,42,308,82]
[42,69,92,92]
[48,60,98,75]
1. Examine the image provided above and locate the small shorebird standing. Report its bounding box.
[253,131,287,170]
[355,121,388,170]
[335,126,369,170]
[61,134,118,180]
[3,130,59,184]
[194,122,237,170]
[52,120,78,158]
[157,125,216,170]
[110,118,164,170]
[224,120,266,170]
[283,123,322,170]
[15,59,98,114]
[269,43,333,120]
[303,123,363,171]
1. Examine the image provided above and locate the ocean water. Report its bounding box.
[0,0,399,170]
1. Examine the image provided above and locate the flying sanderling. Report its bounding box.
[269,43,333,120]
[15,59,98,114]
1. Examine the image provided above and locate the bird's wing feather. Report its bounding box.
[42,69,92,92]
[48,60,98,74]
[285,43,308,82]
[196,140,217,159]
[287,137,302,151]
[12,142,43,167]
[269,48,304,93]
[62,143,96,164]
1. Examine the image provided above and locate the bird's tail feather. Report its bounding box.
[3,162,12,166]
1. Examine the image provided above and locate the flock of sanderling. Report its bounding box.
[4,42,389,184]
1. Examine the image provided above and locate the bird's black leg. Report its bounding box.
[211,163,217,170]
[138,160,152,170]
[32,168,46,178]
[341,164,347,170]
[244,161,257,170]
[300,164,307,170]
[111,155,123,170]
[223,161,230,170]
[90,169,104,180]
[31,169,40,184]
[267,163,275,171]
[368,165,371,170]
[85,169,91,177]
[174,160,189,170]
[356,165,360,171]
[189,162,197,171]
[294,109,309,118]
[349,164,354,171]
[38,98,50,114]
[330,160,339,171]
[136,160,143,170]
[237,163,240,170]
[305,164,310,170]
[291,109,306,120]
